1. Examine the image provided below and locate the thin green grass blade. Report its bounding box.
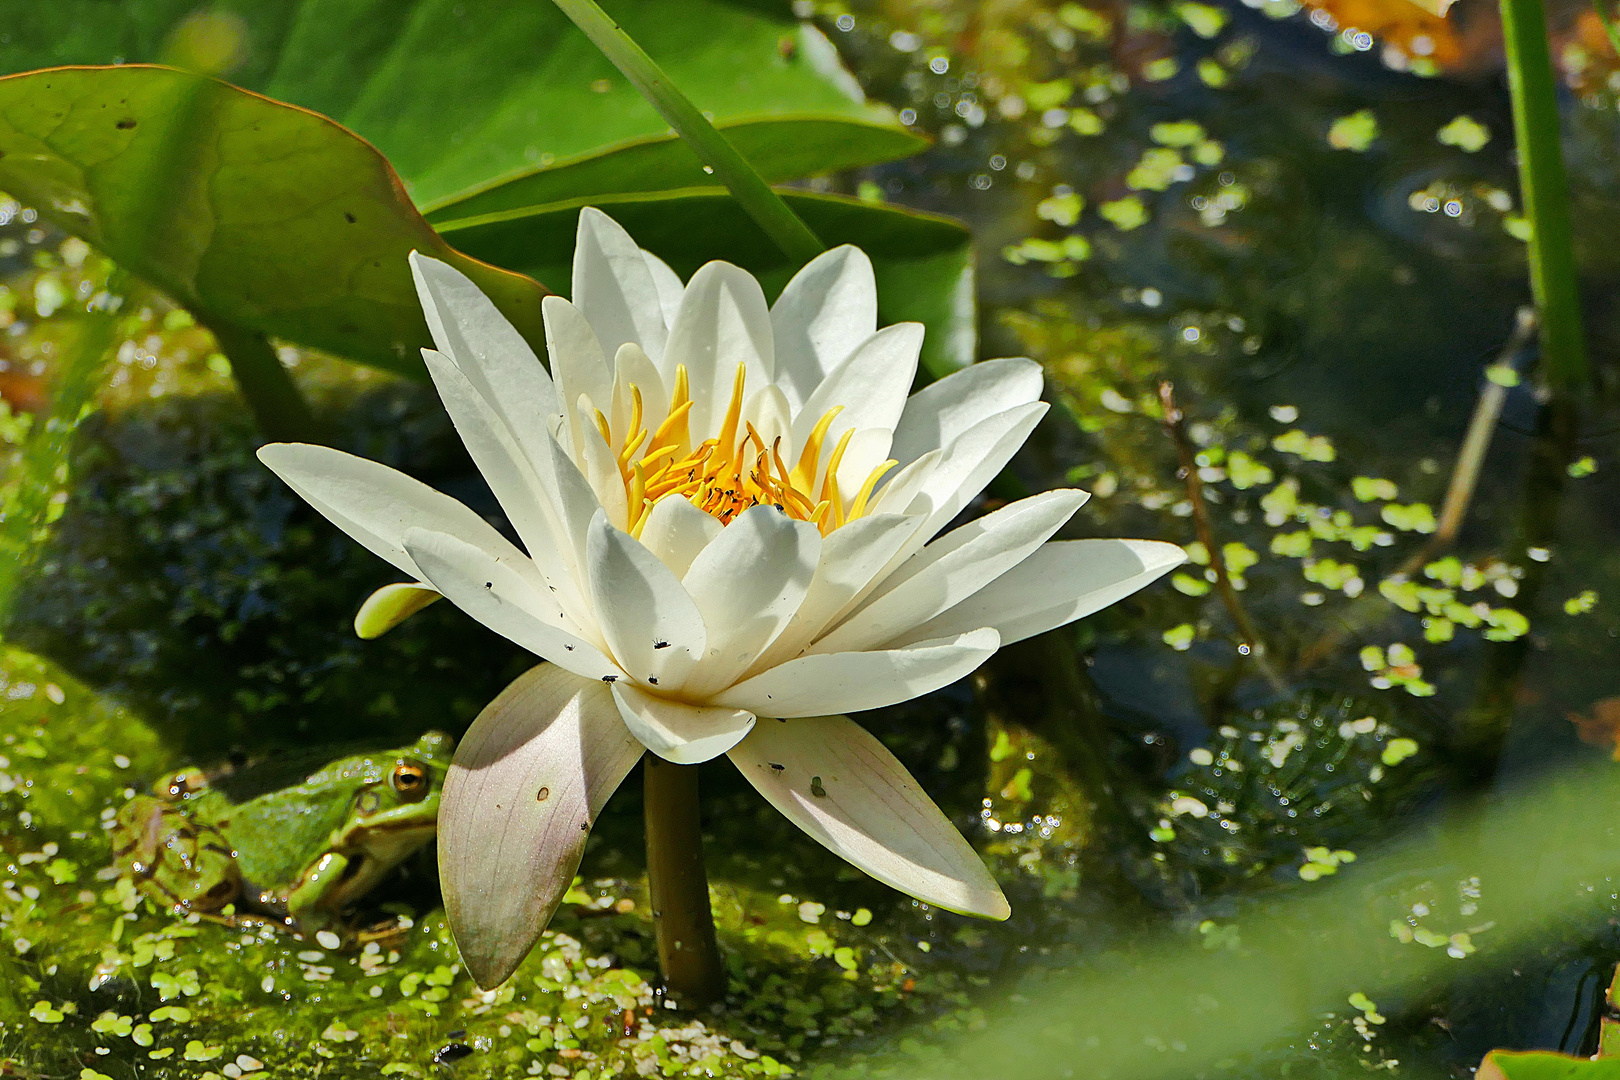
[549,0,826,265]
[0,282,121,631]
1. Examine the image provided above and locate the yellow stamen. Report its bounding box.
[599,359,886,537]
[617,427,649,472]
[819,427,856,531]
[626,384,643,448]
[627,461,648,533]
[670,364,690,413]
[792,406,843,490]
[714,364,748,467]
[649,399,694,454]
[847,459,898,520]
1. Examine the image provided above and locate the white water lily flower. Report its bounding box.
[257,208,1183,986]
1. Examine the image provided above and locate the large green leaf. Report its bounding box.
[0,65,546,375]
[420,119,919,224]
[0,0,924,214]
[437,190,976,377]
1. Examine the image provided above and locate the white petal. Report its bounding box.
[440,664,643,988]
[610,342,667,441]
[893,539,1187,646]
[747,512,923,674]
[866,403,1049,597]
[587,510,706,689]
[816,489,1090,654]
[257,442,517,581]
[638,494,722,578]
[867,448,942,518]
[712,628,998,718]
[728,715,1007,919]
[406,528,617,680]
[791,323,922,458]
[353,581,441,639]
[543,296,612,458]
[611,682,755,764]
[641,250,685,328]
[572,207,669,363]
[679,506,821,696]
[905,402,1049,542]
[741,384,793,460]
[411,253,561,439]
[531,426,604,585]
[770,246,878,411]
[889,358,1044,469]
[831,427,895,505]
[663,261,773,436]
[574,399,630,532]
[422,349,575,588]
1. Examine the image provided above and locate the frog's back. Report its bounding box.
[211,749,389,894]
[222,793,355,893]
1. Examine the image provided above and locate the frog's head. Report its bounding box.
[343,731,454,834]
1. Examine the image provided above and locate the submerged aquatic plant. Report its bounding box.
[256,208,1183,995]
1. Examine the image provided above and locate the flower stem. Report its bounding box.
[205,321,323,445]
[550,0,825,265]
[1500,0,1589,390]
[643,756,725,1007]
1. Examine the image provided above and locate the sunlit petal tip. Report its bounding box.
[610,682,755,764]
[891,538,1190,649]
[353,581,441,639]
[406,248,441,282]
[254,440,315,471]
[729,714,1009,919]
[440,664,643,989]
[253,441,518,584]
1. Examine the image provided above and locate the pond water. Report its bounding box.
[2,0,1620,1077]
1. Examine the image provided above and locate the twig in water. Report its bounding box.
[1293,308,1537,673]
[1158,381,1288,695]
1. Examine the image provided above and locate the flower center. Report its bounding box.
[597,363,895,537]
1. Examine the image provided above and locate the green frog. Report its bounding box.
[110,732,452,939]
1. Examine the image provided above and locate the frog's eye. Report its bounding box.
[390,761,431,801]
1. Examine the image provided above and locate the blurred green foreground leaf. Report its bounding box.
[1480,1052,1620,1080]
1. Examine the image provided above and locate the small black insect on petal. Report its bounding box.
[653,641,671,649]
[769,762,785,772]
[602,674,618,683]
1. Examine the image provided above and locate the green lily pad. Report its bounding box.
[0,0,924,215]
[422,117,923,223]
[437,189,976,377]
[0,64,548,376]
